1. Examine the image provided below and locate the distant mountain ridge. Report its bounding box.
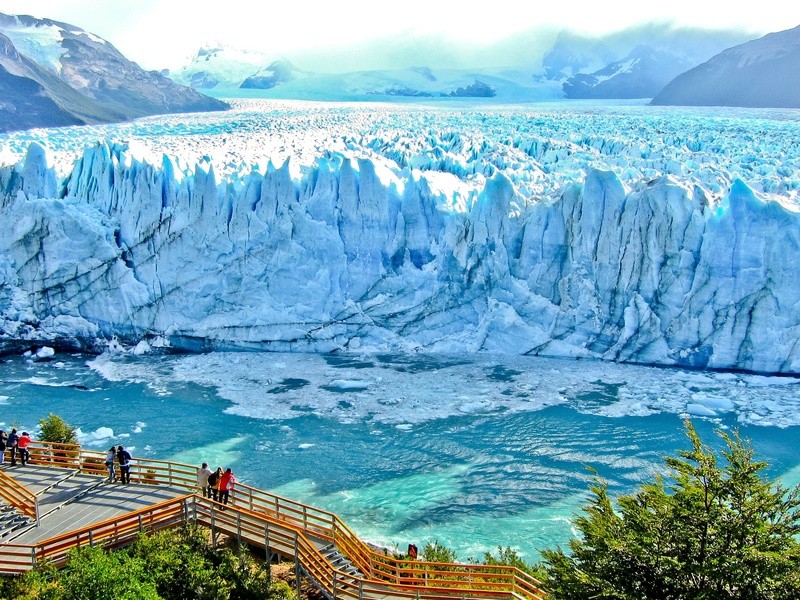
[1,31,86,130]
[170,45,274,90]
[241,60,304,89]
[551,26,751,99]
[652,24,800,107]
[0,12,228,133]
[171,24,752,101]
[170,45,530,99]
[562,45,694,99]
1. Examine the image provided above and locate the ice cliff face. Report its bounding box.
[2,139,799,374]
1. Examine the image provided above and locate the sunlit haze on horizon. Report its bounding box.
[0,0,798,71]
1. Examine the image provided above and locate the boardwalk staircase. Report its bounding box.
[319,542,364,596]
[1,441,548,600]
[0,505,32,540]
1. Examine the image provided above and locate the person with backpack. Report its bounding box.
[0,430,7,465]
[7,429,19,466]
[207,467,222,502]
[117,445,132,484]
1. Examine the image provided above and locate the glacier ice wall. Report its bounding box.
[2,140,800,374]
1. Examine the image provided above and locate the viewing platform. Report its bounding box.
[1,441,546,600]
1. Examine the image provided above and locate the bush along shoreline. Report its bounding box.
[0,525,293,600]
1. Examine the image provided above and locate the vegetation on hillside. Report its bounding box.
[0,525,293,600]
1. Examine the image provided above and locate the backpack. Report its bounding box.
[208,472,218,487]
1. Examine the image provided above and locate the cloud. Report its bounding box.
[1,0,796,70]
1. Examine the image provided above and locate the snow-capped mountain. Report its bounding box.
[240,60,304,89]
[1,32,86,131]
[171,49,560,100]
[0,12,228,132]
[541,26,751,99]
[169,45,276,89]
[652,24,800,108]
[259,67,521,99]
[540,31,618,81]
[167,25,748,102]
[562,46,693,99]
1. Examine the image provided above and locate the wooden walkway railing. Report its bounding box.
[0,441,547,599]
[0,469,38,522]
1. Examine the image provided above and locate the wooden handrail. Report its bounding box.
[34,494,193,549]
[2,441,547,598]
[0,469,38,522]
[195,498,546,600]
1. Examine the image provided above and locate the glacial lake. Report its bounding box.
[2,351,799,562]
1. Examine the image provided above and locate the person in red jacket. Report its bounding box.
[17,431,31,466]
[219,468,236,506]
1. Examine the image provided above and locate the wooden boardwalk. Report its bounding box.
[1,442,547,600]
[1,465,186,545]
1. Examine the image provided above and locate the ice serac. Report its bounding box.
[2,142,800,373]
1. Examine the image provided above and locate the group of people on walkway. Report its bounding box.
[196,463,236,505]
[0,429,32,466]
[104,445,132,484]
[2,433,237,505]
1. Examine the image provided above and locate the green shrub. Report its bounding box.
[127,525,221,600]
[6,525,295,600]
[483,546,541,578]
[60,546,159,600]
[38,414,78,445]
[0,564,60,599]
[421,540,457,563]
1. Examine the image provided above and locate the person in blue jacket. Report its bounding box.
[117,445,132,484]
[7,429,19,466]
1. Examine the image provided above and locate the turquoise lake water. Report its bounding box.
[2,351,800,562]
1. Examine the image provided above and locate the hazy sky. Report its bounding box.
[0,0,798,70]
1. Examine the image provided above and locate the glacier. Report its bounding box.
[2,100,800,374]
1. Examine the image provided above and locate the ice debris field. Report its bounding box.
[87,351,800,429]
[2,99,800,373]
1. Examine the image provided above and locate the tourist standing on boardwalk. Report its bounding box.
[105,446,117,482]
[207,467,222,502]
[219,468,236,506]
[196,462,212,497]
[117,445,132,484]
[0,430,7,464]
[17,432,31,465]
[7,429,19,466]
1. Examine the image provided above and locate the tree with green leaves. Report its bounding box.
[421,540,458,563]
[541,420,800,599]
[483,546,542,578]
[38,413,78,445]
